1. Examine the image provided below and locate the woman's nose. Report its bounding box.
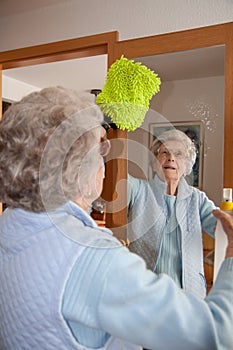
[167,152,175,161]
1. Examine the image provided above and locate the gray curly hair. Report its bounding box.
[150,129,197,176]
[0,86,104,212]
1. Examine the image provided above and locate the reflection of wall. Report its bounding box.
[2,76,40,102]
[128,75,224,205]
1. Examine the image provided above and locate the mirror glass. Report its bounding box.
[127,45,225,205]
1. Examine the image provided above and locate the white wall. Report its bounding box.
[0,0,232,51]
[2,76,40,102]
[128,76,224,205]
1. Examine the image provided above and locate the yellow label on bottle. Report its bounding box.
[220,201,233,210]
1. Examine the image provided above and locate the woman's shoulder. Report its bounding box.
[128,174,146,186]
[183,183,216,209]
[51,203,122,249]
[127,175,148,205]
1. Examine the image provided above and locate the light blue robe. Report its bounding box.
[127,174,217,298]
[2,201,233,349]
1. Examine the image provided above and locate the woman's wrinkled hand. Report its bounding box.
[213,209,233,258]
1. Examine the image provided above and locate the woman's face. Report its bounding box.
[92,161,105,200]
[155,140,187,183]
[87,127,111,204]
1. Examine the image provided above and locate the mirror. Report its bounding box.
[111,23,232,292]
[126,47,225,291]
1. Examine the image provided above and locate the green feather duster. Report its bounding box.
[96,55,161,131]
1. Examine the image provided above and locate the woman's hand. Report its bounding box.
[213,209,233,258]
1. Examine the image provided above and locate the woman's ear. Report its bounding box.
[151,157,160,173]
[151,159,156,173]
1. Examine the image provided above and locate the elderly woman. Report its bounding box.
[1,87,233,350]
[127,129,217,299]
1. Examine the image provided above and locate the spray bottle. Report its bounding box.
[214,188,233,280]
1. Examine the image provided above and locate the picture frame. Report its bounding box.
[149,121,204,188]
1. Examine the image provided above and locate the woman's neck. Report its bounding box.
[73,198,89,212]
[165,180,178,196]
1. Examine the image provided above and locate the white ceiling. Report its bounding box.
[2,45,225,96]
[134,46,225,81]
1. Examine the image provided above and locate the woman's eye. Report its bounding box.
[175,151,185,158]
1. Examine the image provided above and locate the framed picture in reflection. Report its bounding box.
[149,120,204,189]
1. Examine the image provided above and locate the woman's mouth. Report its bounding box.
[163,166,176,170]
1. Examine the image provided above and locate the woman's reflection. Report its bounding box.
[127,129,217,298]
